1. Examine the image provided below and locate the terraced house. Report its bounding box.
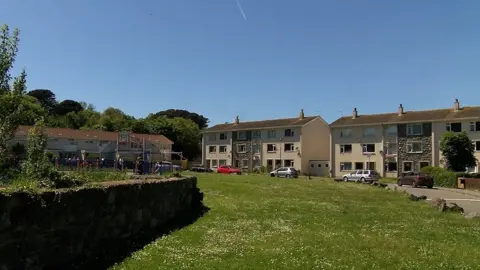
[202,110,331,175]
[330,99,480,178]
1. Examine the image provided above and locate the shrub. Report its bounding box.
[420,166,458,188]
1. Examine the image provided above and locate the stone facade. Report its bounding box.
[232,140,253,170]
[397,123,432,173]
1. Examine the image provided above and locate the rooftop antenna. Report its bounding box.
[339,110,343,117]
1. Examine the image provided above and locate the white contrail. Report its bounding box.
[235,0,247,20]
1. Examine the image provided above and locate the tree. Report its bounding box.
[55,99,84,115]
[151,109,209,129]
[0,25,30,169]
[440,131,477,172]
[27,89,57,114]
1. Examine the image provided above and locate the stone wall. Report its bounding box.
[232,141,253,169]
[397,123,432,173]
[0,176,204,269]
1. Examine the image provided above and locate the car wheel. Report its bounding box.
[360,177,366,183]
[343,176,348,182]
[397,180,403,187]
[237,172,241,175]
[270,173,275,177]
[286,175,290,178]
[411,182,417,188]
[427,185,433,189]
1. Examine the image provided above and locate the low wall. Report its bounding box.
[458,177,480,189]
[0,176,204,269]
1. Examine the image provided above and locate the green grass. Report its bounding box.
[112,173,480,270]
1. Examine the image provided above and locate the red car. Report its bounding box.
[217,165,242,175]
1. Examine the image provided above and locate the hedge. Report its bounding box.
[420,166,480,188]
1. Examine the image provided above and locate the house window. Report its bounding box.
[86,140,94,144]
[284,129,294,137]
[267,144,276,152]
[284,143,294,152]
[470,121,480,132]
[466,165,478,173]
[406,141,423,153]
[253,159,260,167]
[219,133,228,140]
[317,164,322,167]
[473,141,480,152]
[363,127,376,137]
[252,144,260,154]
[219,145,227,153]
[403,161,413,172]
[340,144,352,153]
[419,161,430,169]
[385,143,397,155]
[355,162,364,170]
[446,122,462,132]
[208,134,216,141]
[386,162,397,171]
[362,144,375,153]
[241,159,249,168]
[237,144,246,153]
[267,130,276,139]
[340,129,352,138]
[284,160,294,167]
[209,146,217,153]
[252,130,261,139]
[310,164,314,168]
[219,159,227,166]
[340,162,352,171]
[68,139,77,145]
[407,124,423,136]
[366,162,376,170]
[385,125,397,136]
[212,160,218,168]
[238,131,246,140]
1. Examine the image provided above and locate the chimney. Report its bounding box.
[352,108,358,119]
[299,109,305,120]
[398,104,404,116]
[454,98,460,112]
[234,115,239,124]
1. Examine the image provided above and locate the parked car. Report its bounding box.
[217,165,242,175]
[342,170,380,183]
[190,166,213,172]
[270,167,298,178]
[397,172,434,188]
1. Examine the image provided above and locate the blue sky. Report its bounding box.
[2,0,480,126]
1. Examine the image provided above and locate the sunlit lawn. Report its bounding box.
[112,173,480,270]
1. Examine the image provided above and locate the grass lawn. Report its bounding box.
[112,173,480,270]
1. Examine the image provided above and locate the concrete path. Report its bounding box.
[388,184,480,214]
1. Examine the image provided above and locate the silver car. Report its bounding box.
[342,170,379,183]
[270,167,298,178]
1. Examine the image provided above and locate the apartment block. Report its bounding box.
[202,110,331,175]
[330,99,480,178]
[12,126,173,161]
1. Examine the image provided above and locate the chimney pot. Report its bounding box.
[454,98,460,112]
[299,109,305,120]
[352,108,358,119]
[398,104,404,116]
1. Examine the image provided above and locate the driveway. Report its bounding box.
[388,184,480,214]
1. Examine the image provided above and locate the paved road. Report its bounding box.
[387,184,480,214]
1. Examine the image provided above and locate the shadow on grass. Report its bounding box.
[69,203,210,270]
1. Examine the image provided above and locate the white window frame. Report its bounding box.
[252,144,260,154]
[219,159,227,166]
[219,133,228,140]
[363,127,376,137]
[362,144,375,154]
[386,143,397,155]
[267,144,277,152]
[238,131,247,140]
[241,159,249,168]
[284,129,295,137]
[407,124,423,136]
[340,128,352,138]
[340,162,353,171]
[446,122,462,132]
[211,159,218,168]
[385,125,397,136]
[284,160,294,167]
[284,143,294,152]
[340,144,352,154]
[470,121,480,132]
[219,145,227,153]
[208,146,217,153]
[237,144,246,153]
[208,134,216,141]
[473,141,480,152]
[252,130,261,139]
[419,161,430,169]
[267,130,276,139]
[354,162,364,170]
[406,141,423,153]
[366,161,376,170]
[403,161,413,172]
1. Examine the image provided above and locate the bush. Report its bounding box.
[420,166,458,188]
